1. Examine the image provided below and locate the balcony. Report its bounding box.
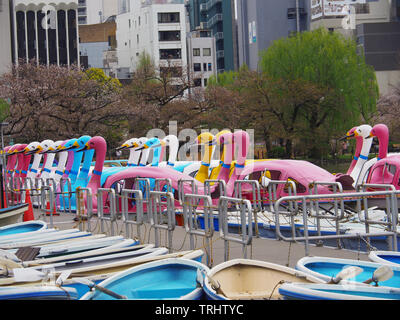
[200,0,222,12]
[214,32,224,40]
[203,13,223,29]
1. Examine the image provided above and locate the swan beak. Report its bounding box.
[116,143,129,151]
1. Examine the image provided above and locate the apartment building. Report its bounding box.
[236,0,311,71]
[311,0,400,95]
[12,0,80,67]
[116,0,187,79]
[187,29,217,88]
[77,0,118,25]
[188,0,237,73]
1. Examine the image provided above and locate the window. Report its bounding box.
[193,63,201,72]
[159,31,181,42]
[203,63,207,71]
[354,3,370,14]
[158,12,180,23]
[203,78,208,87]
[193,78,202,87]
[208,63,212,71]
[203,48,211,56]
[370,164,396,185]
[193,48,200,56]
[159,48,181,59]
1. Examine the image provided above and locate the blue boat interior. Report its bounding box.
[304,262,400,288]
[89,264,200,300]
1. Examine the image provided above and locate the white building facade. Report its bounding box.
[116,0,187,78]
[0,0,12,75]
[187,30,217,88]
[78,0,118,25]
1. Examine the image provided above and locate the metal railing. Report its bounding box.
[120,189,144,240]
[148,190,175,251]
[96,188,117,236]
[75,187,93,232]
[273,190,399,255]
[218,196,253,261]
[234,180,262,237]
[183,193,214,267]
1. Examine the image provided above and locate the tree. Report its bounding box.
[124,51,198,136]
[259,28,379,157]
[374,82,400,143]
[0,61,127,145]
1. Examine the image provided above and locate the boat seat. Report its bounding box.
[224,290,279,300]
[15,247,41,262]
[130,287,194,299]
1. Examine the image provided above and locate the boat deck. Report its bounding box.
[32,208,370,268]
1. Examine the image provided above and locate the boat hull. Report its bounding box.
[279,282,400,300]
[296,256,400,288]
[80,258,209,300]
[0,286,78,300]
[0,204,29,227]
[203,258,325,300]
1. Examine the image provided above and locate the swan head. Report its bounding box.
[38,140,56,154]
[7,144,21,155]
[353,124,372,139]
[116,138,140,151]
[214,130,231,143]
[85,136,107,151]
[195,132,214,146]
[217,131,233,146]
[13,144,27,154]
[143,137,161,150]
[75,135,92,152]
[162,135,178,147]
[23,142,40,155]
[47,140,64,153]
[368,124,389,140]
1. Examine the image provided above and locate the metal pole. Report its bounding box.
[0,123,8,208]
[296,0,300,32]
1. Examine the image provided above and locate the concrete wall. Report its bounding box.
[79,42,109,69]
[237,0,309,71]
[79,21,116,43]
[376,70,400,95]
[0,0,12,75]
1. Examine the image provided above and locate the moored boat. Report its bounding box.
[0,204,29,227]
[0,249,204,286]
[368,250,400,267]
[279,282,400,300]
[80,258,209,300]
[0,285,78,300]
[0,220,47,237]
[203,258,325,300]
[296,256,399,287]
